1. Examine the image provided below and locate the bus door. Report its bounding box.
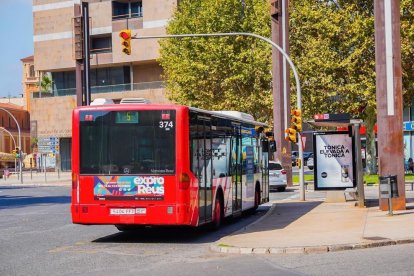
[197,117,213,223]
[231,127,242,215]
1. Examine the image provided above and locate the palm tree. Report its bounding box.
[39,74,53,94]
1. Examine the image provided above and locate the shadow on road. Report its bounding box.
[0,195,71,209]
[92,205,271,244]
[232,201,322,235]
[0,186,35,190]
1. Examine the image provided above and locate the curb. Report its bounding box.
[210,238,414,255]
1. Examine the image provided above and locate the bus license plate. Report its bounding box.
[109,208,147,215]
[135,208,146,214]
[110,208,135,215]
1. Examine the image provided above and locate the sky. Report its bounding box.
[0,0,33,98]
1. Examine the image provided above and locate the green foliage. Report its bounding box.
[401,0,414,105]
[40,74,53,93]
[158,0,273,123]
[159,0,414,123]
[289,0,376,121]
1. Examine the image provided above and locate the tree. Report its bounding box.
[39,74,53,94]
[401,0,414,105]
[289,0,378,173]
[158,0,273,123]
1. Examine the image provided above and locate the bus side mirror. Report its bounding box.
[270,141,276,152]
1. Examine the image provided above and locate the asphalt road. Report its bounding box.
[2,184,414,276]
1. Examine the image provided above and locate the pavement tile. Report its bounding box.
[269,248,285,254]
[304,246,328,254]
[252,248,269,254]
[239,247,253,254]
[284,247,305,254]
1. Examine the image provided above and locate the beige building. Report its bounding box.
[32,0,178,170]
[21,55,41,112]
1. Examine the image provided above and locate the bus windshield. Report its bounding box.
[79,110,176,175]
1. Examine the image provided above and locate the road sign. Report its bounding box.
[38,137,59,154]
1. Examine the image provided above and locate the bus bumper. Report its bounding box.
[71,204,194,226]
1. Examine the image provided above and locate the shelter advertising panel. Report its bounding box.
[313,131,356,190]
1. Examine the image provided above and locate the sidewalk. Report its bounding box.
[211,188,414,254]
[0,171,71,186]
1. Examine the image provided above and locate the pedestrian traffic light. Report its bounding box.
[291,109,302,132]
[119,29,132,55]
[285,127,297,143]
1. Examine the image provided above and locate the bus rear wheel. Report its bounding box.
[211,197,222,230]
[254,187,261,211]
[115,225,143,232]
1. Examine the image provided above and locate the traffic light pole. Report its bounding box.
[132,32,305,199]
[82,2,91,106]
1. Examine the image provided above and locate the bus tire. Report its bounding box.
[211,194,223,231]
[115,225,142,232]
[254,185,261,211]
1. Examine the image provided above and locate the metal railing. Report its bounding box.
[32,81,164,98]
[112,11,143,21]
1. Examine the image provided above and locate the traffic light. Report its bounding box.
[119,29,132,55]
[285,127,297,143]
[12,147,19,158]
[291,109,302,132]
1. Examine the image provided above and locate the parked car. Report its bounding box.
[303,152,313,165]
[291,151,298,166]
[307,157,314,170]
[292,151,313,166]
[269,161,287,192]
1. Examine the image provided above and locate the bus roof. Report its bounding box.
[75,102,268,127]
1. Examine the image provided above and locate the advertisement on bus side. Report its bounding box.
[93,176,165,200]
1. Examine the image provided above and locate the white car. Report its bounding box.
[269,161,287,192]
[307,157,314,170]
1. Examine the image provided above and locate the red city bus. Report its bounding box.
[71,100,271,230]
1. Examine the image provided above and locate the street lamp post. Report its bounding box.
[132,32,305,198]
[0,108,22,183]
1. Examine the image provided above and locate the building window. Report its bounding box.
[50,67,131,96]
[91,35,112,54]
[29,65,35,78]
[91,66,131,93]
[112,1,143,20]
[51,71,76,96]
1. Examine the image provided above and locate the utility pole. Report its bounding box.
[74,4,83,107]
[73,2,91,107]
[82,2,91,106]
[374,0,406,210]
[270,0,292,187]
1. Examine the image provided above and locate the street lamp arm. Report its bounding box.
[0,108,21,150]
[133,32,301,109]
[133,31,304,199]
[0,107,22,183]
[0,127,17,150]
